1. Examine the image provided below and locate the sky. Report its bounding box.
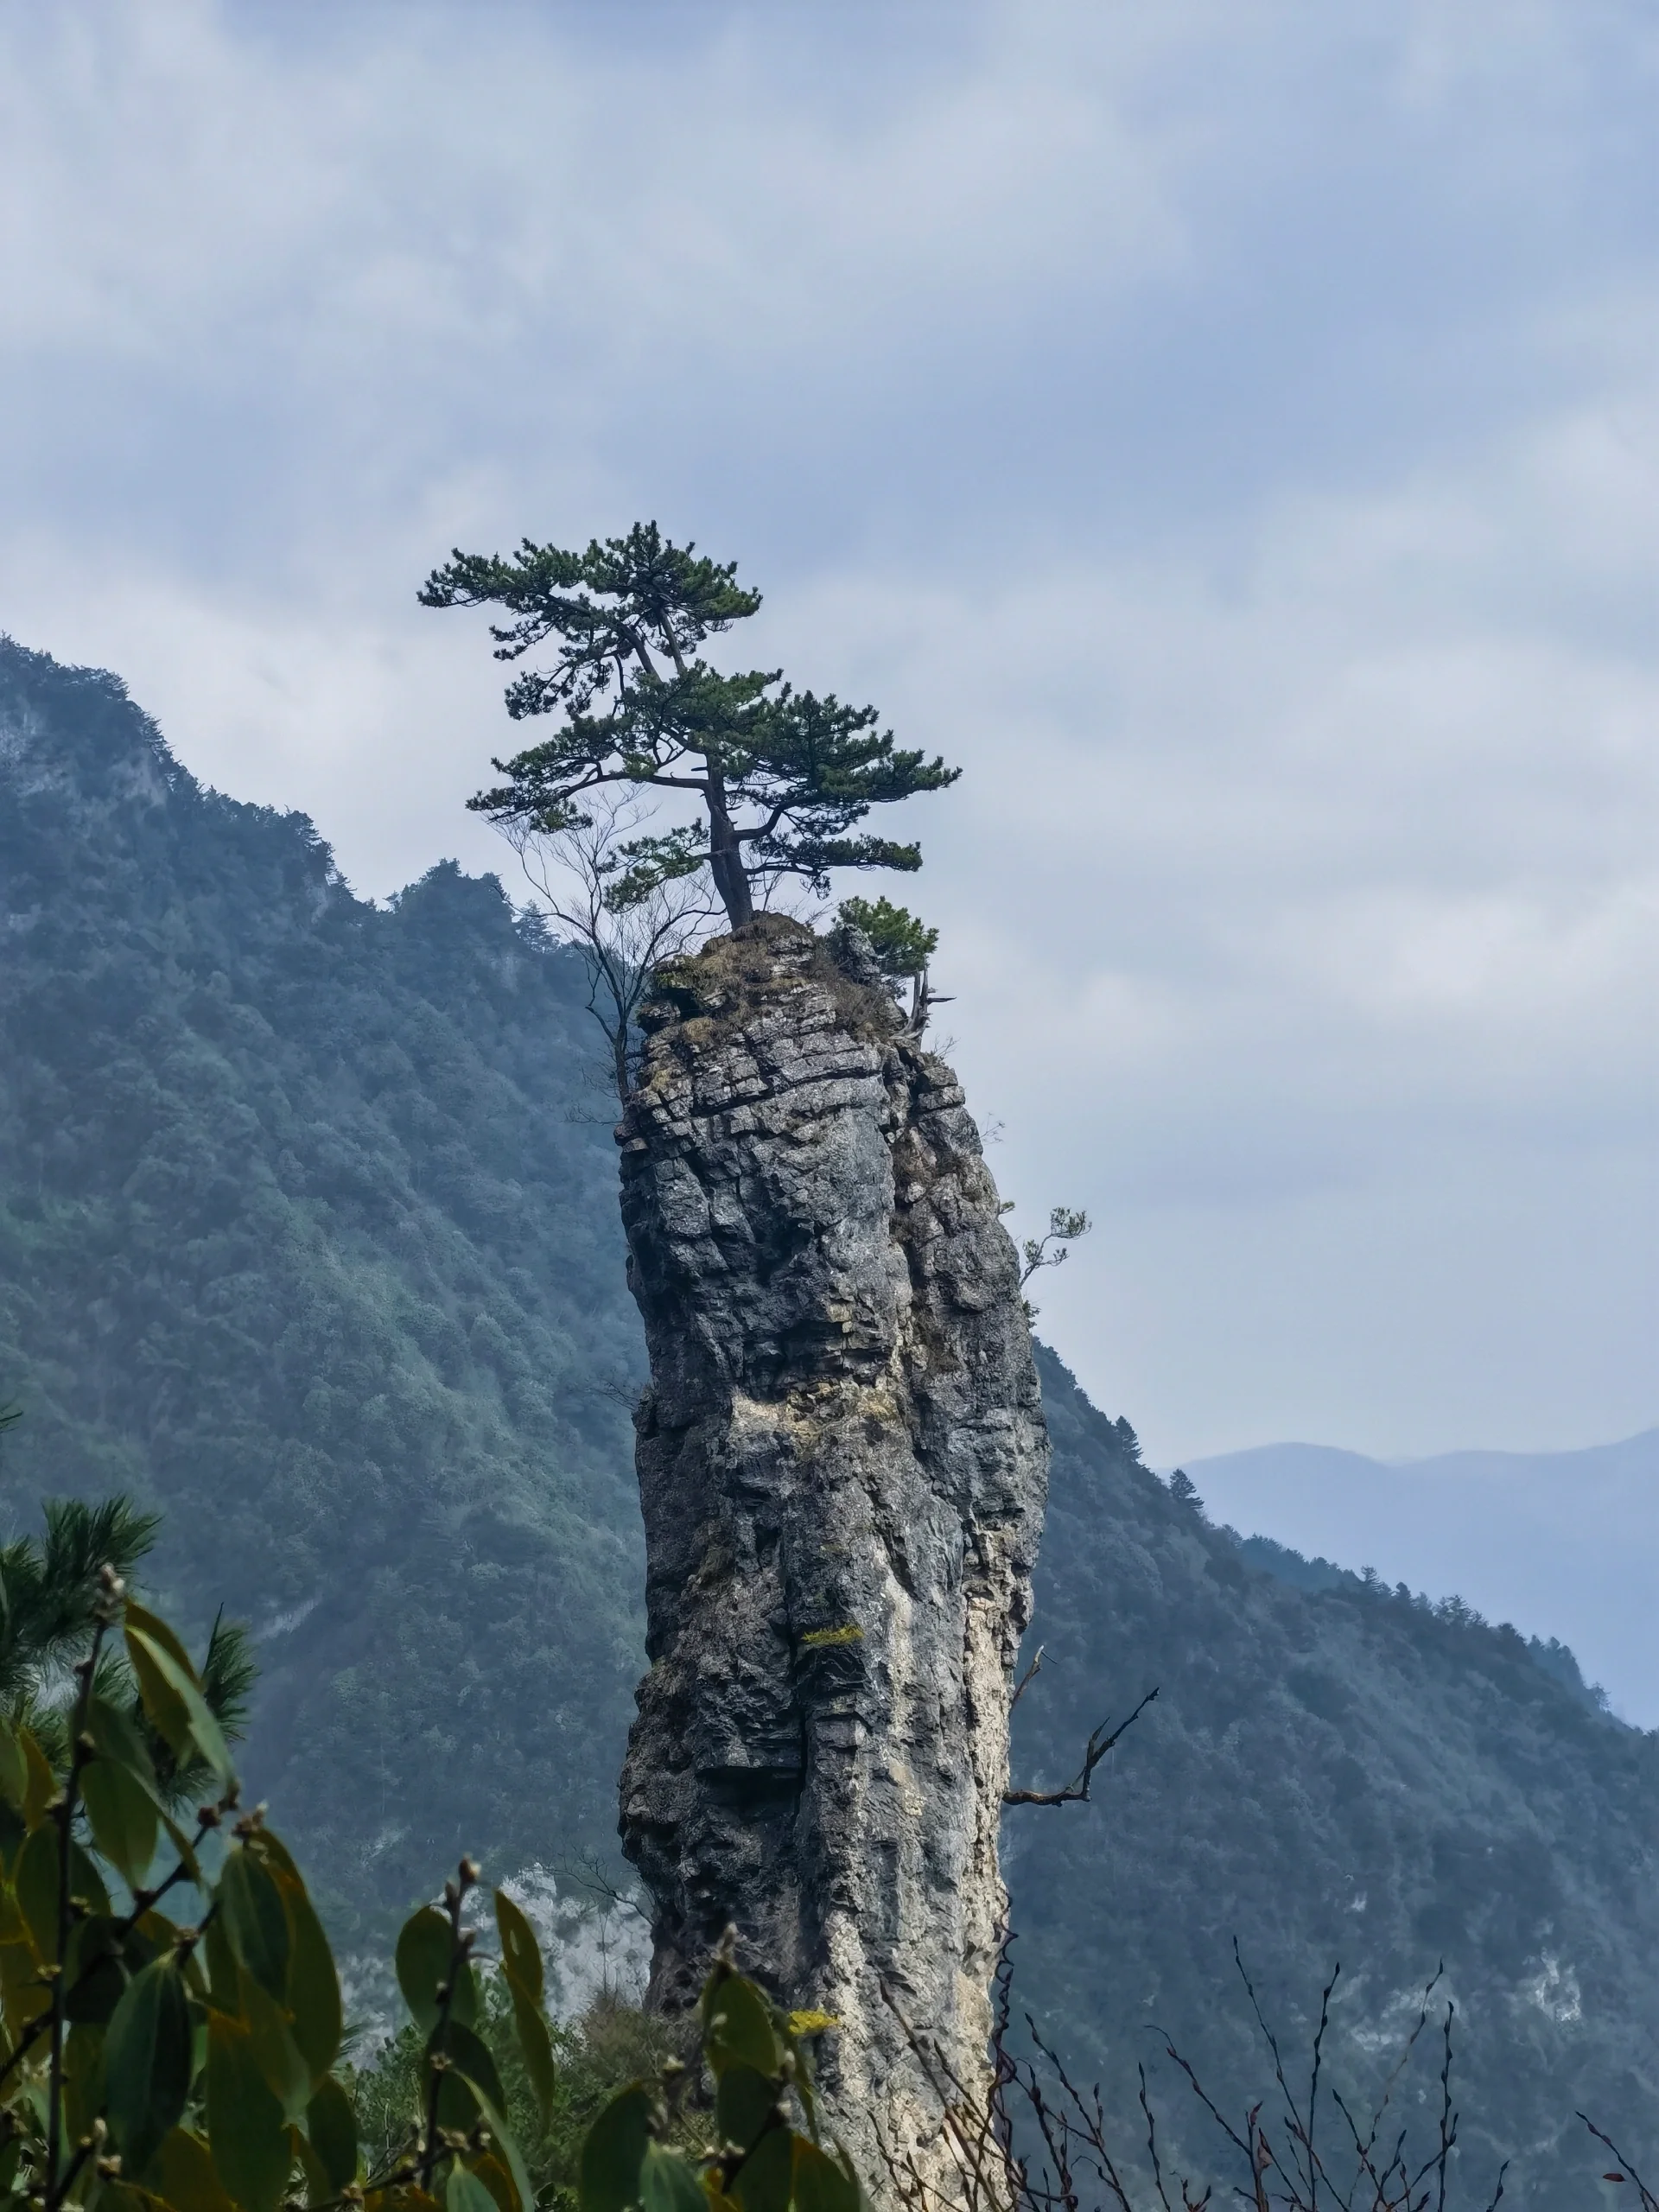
[2,0,1654,1468]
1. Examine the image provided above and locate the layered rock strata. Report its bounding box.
[616,916,1050,2195]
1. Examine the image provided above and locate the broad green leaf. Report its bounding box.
[15,1821,60,1959]
[248,1827,296,1872]
[492,1891,543,2005]
[304,2076,358,2192]
[0,1935,49,2030]
[365,2191,441,2212]
[160,1808,204,1887]
[207,2015,291,2212]
[86,1694,162,1797]
[395,1906,452,2035]
[453,2069,534,2212]
[106,1957,192,2179]
[275,1867,340,2082]
[240,1966,312,2120]
[702,1974,779,2081]
[125,1617,233,1788]
[447,2166,500,2212]
[0,1793,25,1877]
[493,1888,553,2115]
[123,1599,201,1683]
[20,1728,55,1831]
[715,2067,776,2156]
[468,2153,518,2212]
[791,2142,861,2212]
[83,1759,159,1890]
[69,1836,111,1917]
[640,2144,709,2212]
[219,1849,289,2002]
[66,1914,131,2024]
[129,1909,184,1977]
[123,1632,194,1764]
[729,2126,791,2212]
[62,2018,107,2148]
[578,2082,654,2212]
[151,2126,240,2212]
[432,2017,505,2135]
[0,1937,48,2008]
[295,2127,334,2210]
[506,1979,556,2120]
[0,1721,25,1813]
[95,2182,178,2212]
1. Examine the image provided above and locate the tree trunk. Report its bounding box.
[704,772,753,927]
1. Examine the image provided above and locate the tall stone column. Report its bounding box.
[615,916,1050,2196]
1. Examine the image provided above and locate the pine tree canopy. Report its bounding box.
[836,894,939,984]
[419,521,960,926]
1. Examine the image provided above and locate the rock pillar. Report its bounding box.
[615,916,1050,2195]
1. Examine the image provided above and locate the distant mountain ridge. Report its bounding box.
[1178,1431,1659,1726]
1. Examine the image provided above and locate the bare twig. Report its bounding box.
[503,792,719,1104]
[1578,2118,1659,2211]
[1004,1687,1158,1808]
[1008,1647,1045,1714]
[558,1847,651,1924]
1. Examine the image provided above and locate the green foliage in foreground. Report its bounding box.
[353,1989,685,2212]
[0,1546,859,2212]
[0,1498,254,1813]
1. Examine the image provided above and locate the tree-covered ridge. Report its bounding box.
[0,638,645,1938]
[1009,1349,1659,2207]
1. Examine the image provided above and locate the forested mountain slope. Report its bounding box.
[1011,1357,1659,2204]
[1185,1431,1659,1726]
[3,639,1655,2202]
[0,638,646,1934]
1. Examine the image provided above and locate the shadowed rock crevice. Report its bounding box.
[616,914,1050,2192]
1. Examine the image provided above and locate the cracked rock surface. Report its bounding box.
[616,916,1050,2195]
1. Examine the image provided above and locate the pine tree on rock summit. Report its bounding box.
[421,522,959,928]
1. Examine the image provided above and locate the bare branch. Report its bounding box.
[1008,1644,1045,1713]
[1579,2117,1655,2210]
[1004,1686,1159,1808]
[558,1846,651,1924]
[501,792,719,1103]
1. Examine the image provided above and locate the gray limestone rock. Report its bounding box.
[615,915,1051,2196]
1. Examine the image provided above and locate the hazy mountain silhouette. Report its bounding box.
[1181,1430,1659,1724]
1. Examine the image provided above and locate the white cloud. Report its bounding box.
[0,0,1653,1468]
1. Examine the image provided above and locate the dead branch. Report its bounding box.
[1008,1646,1045,1713]
[1004,1686,1158,1808]
[556,1847,651,1923]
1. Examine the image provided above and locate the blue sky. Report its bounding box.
[2,0,1654,1465]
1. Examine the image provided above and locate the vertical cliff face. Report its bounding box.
[616,916,1050,2191]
